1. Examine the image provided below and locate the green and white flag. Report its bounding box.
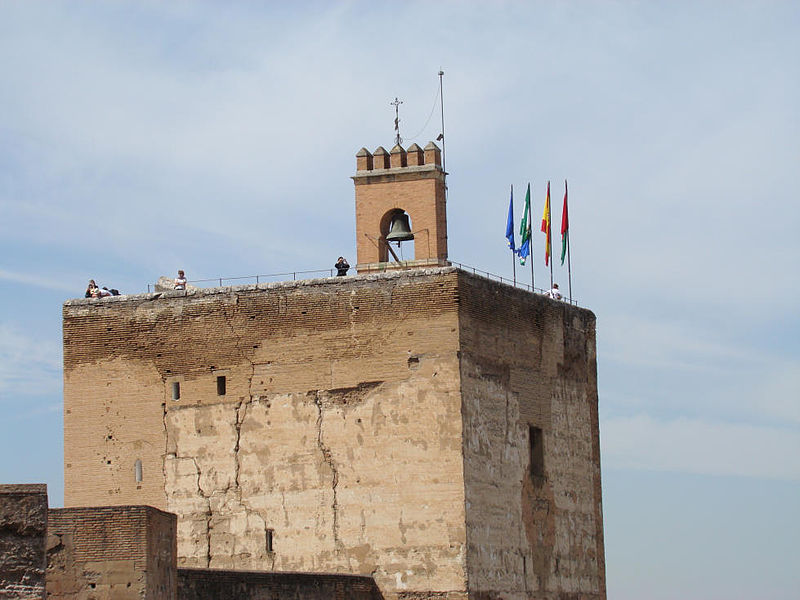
[518,183,532,265]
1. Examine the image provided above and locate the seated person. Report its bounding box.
[546,283,562,300]
[174,270,187,290]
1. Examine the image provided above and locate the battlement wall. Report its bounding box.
[62,267,604,599]
[456,275,605,598]
[46,505,177,599]
[63,268,467,599]
[0,484,48,599]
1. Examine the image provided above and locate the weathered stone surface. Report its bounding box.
[62,267,606,599]
[458,276,605,599]
[46,506,177,599]
[0,484,47,600]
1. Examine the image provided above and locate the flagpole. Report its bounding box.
[512,248,517,285]
[530,183,535,291]
[530,245,535,292]
[566,179,573,303]
[512,184,517,285]
[548,181,554,290]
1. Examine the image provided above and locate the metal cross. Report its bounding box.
[390,97,403,146]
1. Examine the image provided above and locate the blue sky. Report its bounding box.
[1,2,798,598]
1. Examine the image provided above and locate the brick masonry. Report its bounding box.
[353,143,448,270]
[46,505,177,599]
[0,484,47,600]
[62,266,606,600]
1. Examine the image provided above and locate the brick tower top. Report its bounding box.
[352,141,448,273]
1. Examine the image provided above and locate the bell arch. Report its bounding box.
[380,208,415,262]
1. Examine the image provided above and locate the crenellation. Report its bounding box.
[390,143,407,168]
[423,141,441,167]
[356,147,374,171]
[372,146,390,169]
[406,143,424,166]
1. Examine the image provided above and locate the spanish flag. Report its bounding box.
[541,180,551,266]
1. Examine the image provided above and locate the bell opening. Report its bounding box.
[381,210,415,262]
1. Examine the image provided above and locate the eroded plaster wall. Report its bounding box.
[0,484,47,599]
[457,275,606,600]
[63,269,468,599]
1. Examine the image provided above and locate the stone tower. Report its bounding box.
[62,142,606,600]
[353,142,448,272]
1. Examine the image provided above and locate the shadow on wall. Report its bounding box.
[178,569,384,600]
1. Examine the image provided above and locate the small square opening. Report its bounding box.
[529,425,545,479]
[171,382,181,401]
[216,376,227,396]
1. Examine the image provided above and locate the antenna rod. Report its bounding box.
[438,70,447,191]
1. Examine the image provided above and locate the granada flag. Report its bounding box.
[560,180,569,266]
[541,181,552,266]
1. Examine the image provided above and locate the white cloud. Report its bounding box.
[0,268,77,294]
[0,323,62,399]
[601,414,800,481]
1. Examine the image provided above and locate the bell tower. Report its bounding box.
[352,141,449,273]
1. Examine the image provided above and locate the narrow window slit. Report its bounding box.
[266,529,274,552]
[529,425,545,480]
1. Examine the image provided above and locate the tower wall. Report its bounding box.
[63,270,469,599]
[457,275,605,600]
[62,267,605,600]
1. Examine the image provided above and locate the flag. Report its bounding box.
[560,180,569,266]
[505,185,515,251]
[541,181,551,266]
[518,183,532,265]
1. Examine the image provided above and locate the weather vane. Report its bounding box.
[390,97,403,146]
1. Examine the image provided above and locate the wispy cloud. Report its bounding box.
[0,323,62,399]
[602,414,800,481]
[0,268,77,294]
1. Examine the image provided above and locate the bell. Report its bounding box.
[385,213,414,242]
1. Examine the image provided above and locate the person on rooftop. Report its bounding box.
[174,270,187,290]
[335,257,350,276]
[546,283,563,300]
[85,280,98,298]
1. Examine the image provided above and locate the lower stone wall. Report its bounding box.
[46,506,176,599]
[178,568,383,600]
[0,484,47,600]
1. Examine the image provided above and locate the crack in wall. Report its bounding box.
[233,398,246,491]
[313,391,342,553]
[187,456,214,568]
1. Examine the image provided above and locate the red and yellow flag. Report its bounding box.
[541,181,551,266]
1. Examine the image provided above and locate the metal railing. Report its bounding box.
[147,262,578,305]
